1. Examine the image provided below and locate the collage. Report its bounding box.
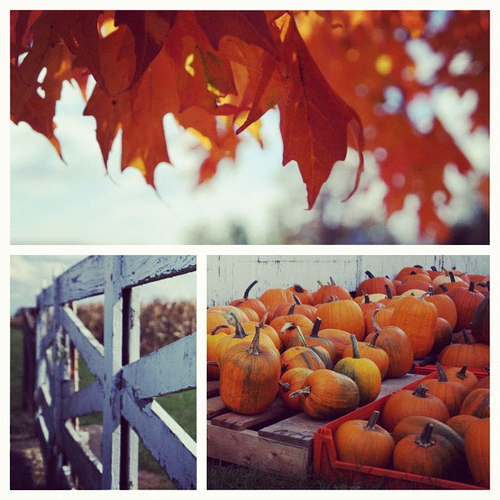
[5,1,496,497]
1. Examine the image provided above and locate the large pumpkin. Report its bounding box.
[445,281,485,332]
[424,288,458,331]
[334,410,394,468]
[219,326,281,415]
[382,385,450,432]
[316,299,365,341]
[437,331,489,370]
[393,423,459,480]
[292,369,359,420]
[389,295,437,359]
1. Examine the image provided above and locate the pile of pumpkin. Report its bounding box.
[207,265,490,485]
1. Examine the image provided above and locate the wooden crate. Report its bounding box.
[207,371,430,477]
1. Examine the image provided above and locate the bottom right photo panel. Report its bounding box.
[206,254,489,490]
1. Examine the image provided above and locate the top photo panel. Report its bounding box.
[10,10,489,245]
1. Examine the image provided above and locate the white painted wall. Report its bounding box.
[207,254,489,305]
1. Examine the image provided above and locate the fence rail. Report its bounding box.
[33,255,196,489]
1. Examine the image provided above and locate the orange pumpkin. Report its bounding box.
[437,331,489,369]
[219,326,281,415]
[287,283,314,305]
[334,410,394,468]
[444,365,478,393]
[316,299,365,341]
[429,317,453,355]
[278,367,313,411]
[291,369,359,420]
[258,287,294,321]
[424,288,458,331]
[207,325,230,380]
[356,270,396,297]
[445,281,485,332]
[464,417,490,487]
[393,423,459,480]
[471,297,489,345]
[382,385,450,432]
[460,388,490,418]
[446,414,481,438]
[270,311,314,349]
[389,295,437,359]
[313,278,352,304]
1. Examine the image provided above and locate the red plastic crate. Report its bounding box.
[313,367,488,489]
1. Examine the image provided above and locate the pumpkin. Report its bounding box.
[315,328,352,360]
[476,367,490,389]
[316,299,365,341]
[280,327,326,374]
[291,368,360,420]
[389,295,437,359]
[241,308,282,351]
[429,317,453,355]
[382,385,450,432]
[287,283,314,305]
[341,331,389,380]
[272,297,317,322]
[286,317,337,365]
[446,414,481,438]
[333,335,381,405]
[460,388,490,418]
[396,279,431,295]
[258,287,295,321]
[392,415,466,459]
[424,363,469,416]
[424,287,458,331]
[334,410,394,468]
[207,310,234,335]
[395,265,429,281]
[208,305,249,326]
[356,270,396,297]
[464,417,490,487]
[207,325,230,380]
[393,423,459,480]
[445,281,485,332]
[437,331,490,369]
[365,309,414,378]
[444,365,478,393]
[219,326,281,415]
[432,269,466,291]
[313,278,352,304]
[356,292,385,334]
[278,367,313,411]
[270,311,314,349]
[471,297,489,345]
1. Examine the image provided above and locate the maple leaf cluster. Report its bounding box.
[10,10,489,242]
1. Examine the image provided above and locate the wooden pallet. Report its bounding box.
[207,372,428,477]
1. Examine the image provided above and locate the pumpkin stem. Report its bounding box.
[287,303,296,315]
[247,325,262,355]
[365,270,376,279]
[456,365,469,380]
[362,291,371,303]
[431,266,438,271]
[317,280,324,287]
[428,285,435,295]
[230,313,248,339]
[468,281,475,292]
[211,325,228,335]
[364,410,381,430]
[415,423,436,448]
[349,334,361,359]
[436,362,449,382]
[292,293,302,305]
[326,294,339,303]
[259,308,270,328]
[329,277,336,285]
[461,329,472,345]
[384,283,393,299]
[295,325,308,347]
[243,280,258,299]
[278,380,291,391]
[292,284,305,293]
[412,384,430,398]
[289,386,311,398]
[367,331,380,349]
[439,283,449,293]
[310,317,322,338]
[371,308,382,333]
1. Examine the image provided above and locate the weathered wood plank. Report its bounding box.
[207,422,312,477]
[257,412,322,447]
[121,390,196,490]
[207,380,220,398]
[62,381,103,420]
[207,396,228,419]
[210,398,293,431]
[121,255,196,288]
[61,421,103,490]
[121,333,196,399]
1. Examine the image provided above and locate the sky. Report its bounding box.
[10,255,197,315]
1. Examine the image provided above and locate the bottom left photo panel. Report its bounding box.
[10,254,197,490]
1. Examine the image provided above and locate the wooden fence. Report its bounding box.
[33,255,196,489]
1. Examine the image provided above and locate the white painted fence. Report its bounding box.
[34,255,196,489]
[207,254,489,305]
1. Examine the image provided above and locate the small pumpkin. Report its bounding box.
[219,326,281,415]
[444,365,478,393]
[313,278,352,304]
[393,423,459,480]
[334,410,394,468]
[207,325,230,380]
[278,367,313,411]
[287,283,314,305]
[464,417,490,487]
[316,299,365,341]
[280,327,326,373]
[270,310,314,349]
[333,334,381,406]
[258,287,295,321]
[382,384,450,432]
[424,287,458,331]
[356,270,396,297]
[290,368,360,420]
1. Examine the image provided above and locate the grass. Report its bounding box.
[10,326,196,489]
